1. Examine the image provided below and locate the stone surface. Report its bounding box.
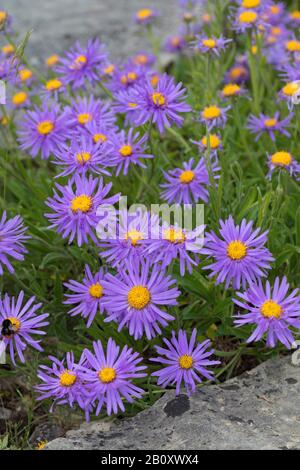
[1,0,178,63]
[46,356,300,450]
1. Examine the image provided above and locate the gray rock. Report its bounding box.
[1,0,178,63]
[46,356,300,450]
[0,407,11,420]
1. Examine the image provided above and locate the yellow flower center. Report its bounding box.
[93,133,107,144]
[222,84,241,97]
[119,144,133,157]
[202,38,216,49]
[202,106,221,120]
[230,67,245,79]
[271,26,281,36]
[264,118,277,128]
[125,230,144,246]
[270,5,279,14]
[260,300,282,319]
[134,54,148,65]
[291,11,300,20]
[73,54,87,68]
[282,82,300,96]
[2,44,14,55]
[59,370,77,387]
[36,440,48,451]
[19,68,32,82]
[76,151,91,164]
[12,91,28,106]
[89,283,103,299]
[46,54,59,67]
[286,40,300,52]
[128,72,137,81]
[163,228,185,244]
[251,45,258,55]
[104,64,115,75]
[239,10,258,23]
[202,13,212,23]
[227,241,247,260]
[179,354,193,370]
[127,286,151,310]
[1,116,9,126]
[45,78,62,91]
[137,8,153,20]
[71,195,92,213]
[201,134,220,149]
[179,170,195,184]
[151,75,159,87]
[242,0,261,8]
[271,151,292,166]
[37,120,54,135]
[171,37,181,47]
[0,11,7,23]
[7,317,21,331]
[98,367,116,384]
[77,113,92,125]
[152,92,166,106]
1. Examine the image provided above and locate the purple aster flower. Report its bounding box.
[234,277,300,349]
[161,157,220,204]
[233,8,264,33]
[52,134,111,178]
[191,133,222,156]
[36,352,87,412]
[247,112,293,141]
[134,7,158,25]
[113,88,141,126]
[45,174,120,247]
[0,57,18,83]
[78,338,147,416]
[193,34,231,56]
[267,150,299,179]
[41,77,67,101]
[262,2,287,25]
[0,212,29,276]
[99,210,154,268]
[132,51,156,68]
[278,81,300,109]
[10,90,31,109]
[85,121,116,147]
[108,61,146,92]
[144,223,204,276]
[288,10,300,27]
[64,265,106,327]
[132,73,191,134]
[220,83,246,100]
[102,259,180,340]
[151,329,220,395]
[54,38,106,90]
[16,66,34,87]
[107,128,153,176]
[67,95,116,131]
[17,103,71,159]
[0,8,12,33]
[201,216,274,290]
[0,291,49,365]
[224,60,249,84]
[164,36,186,54]
[200,104,230,131]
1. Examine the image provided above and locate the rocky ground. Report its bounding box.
[47,356,300,450]
[1,0,178,63]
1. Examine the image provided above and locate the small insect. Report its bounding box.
[1,319,15,337]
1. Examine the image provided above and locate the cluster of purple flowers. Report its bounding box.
[1,0,300,423]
